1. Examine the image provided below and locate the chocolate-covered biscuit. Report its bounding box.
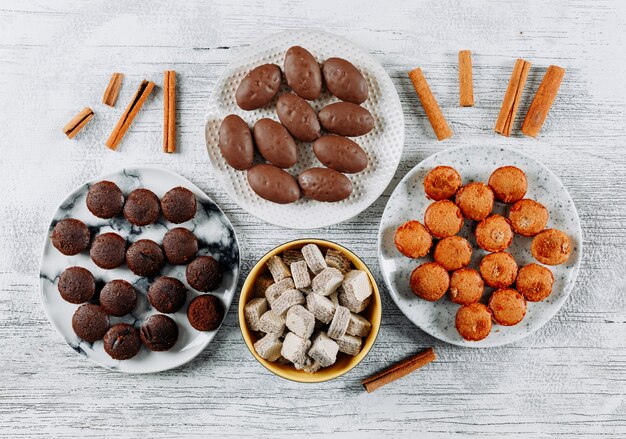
[247,164,300,204]
[218,115,254,171]
[235,64,282,110]
[253,118,297,168]
[312,135,368,174]
[318,102,374,137]
[284,46,322,100]
[298,167,353,202]
[276,93,321,142]
[322,57,369,104]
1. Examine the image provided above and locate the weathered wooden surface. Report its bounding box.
[1,0,625,437]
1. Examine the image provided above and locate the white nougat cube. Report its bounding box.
[327,306,351,340]
[265,278,295,307]
[346,312,372,337]
[244,297,268,331]
[335,334,362,356]
[291,260,311,290]
[254,334,283,362]
[311,267,344,296]
[258,310,286,335]
[286,305,315,339]
[308,332,339,368]
[301,244,327,274]
[272,289,305,316]
[342,270,372,302]
[306,293,336,324]
[281,332,311,365]
[267,255,291,282]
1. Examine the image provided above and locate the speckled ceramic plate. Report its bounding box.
[204,29,404,229]
[378,145,582,348]
[39,167,240,373]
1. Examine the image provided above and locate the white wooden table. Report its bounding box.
[1,0,625,437]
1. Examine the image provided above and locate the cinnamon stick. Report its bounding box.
[105,80,155,150]
[102,73,124,107]
[521,65,565,138]
[458,50,474,107]
[63,107,94,139]
[362,347,436,393]
[408,68,453,140]
[163,70,176,153]
[495,58,531,136]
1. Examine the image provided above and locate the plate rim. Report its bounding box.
[39,165,241,373]
[203,29,405,229]
[377,144,583,348]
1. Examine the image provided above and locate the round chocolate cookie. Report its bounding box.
[187,294,224,331]
[99,279,137,317]
[186,256,223,292]
[125,239,165,277]
[51,218,91,256]
[103,323,141,360]
[161,187,197,224]
[58,266,96,304]
[162,228,198,265]
[123,188,160,226]
[86,181,124,219]
[72,304,109,342]
[90,232,126,269]
[148,276,187,313]
[140,314,179,351]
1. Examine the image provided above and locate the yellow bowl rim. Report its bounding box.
[238,238,382,383]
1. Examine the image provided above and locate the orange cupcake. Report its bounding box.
[410,262,450,302]
[488,166,528,204]
[531,229,572,265]
[475,214,514,252]
[488,288,527,326]
[479,252,518,289]
[455,303,492,341]
[449,268,484,305]
[423,166,462,200]
[516,263,554,302]
[424,200,464,239]
[394,220,432,258]
[455,182,494,221]
[433,236,472,271]
[508,199,549,237]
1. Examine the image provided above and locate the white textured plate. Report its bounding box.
[39,167,240,373]
[378,145,582,347]
[204,30,404,229]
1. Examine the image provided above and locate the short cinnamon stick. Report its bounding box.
[495,58,531,136]
[362,347,436,393]
[458,50,474,107]
[63,107,94,139]
[521,65,565,138]
[408,68,452,141]
[163,70,176,153]
[102,73,124,107]
[105,80,155,150]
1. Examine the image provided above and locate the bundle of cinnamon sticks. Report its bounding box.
[63,70,178,153]
[408,51,565,139]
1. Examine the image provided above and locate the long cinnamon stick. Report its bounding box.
[63,107,94,139]
[102,73,124,107]
[362,347,436,393]
[408,68,452,140]
[521,65,565,138]
[105,80,155,150]
[163,70,176,153]
[458,50,474,107]
[495,58,531,136]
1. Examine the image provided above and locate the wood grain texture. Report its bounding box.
[1,0,625,437]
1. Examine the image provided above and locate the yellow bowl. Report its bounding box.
[239,239,382,383]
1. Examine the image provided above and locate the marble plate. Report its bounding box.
[39,167,240,373]
[204,29,405,229]
[378,145,582,347]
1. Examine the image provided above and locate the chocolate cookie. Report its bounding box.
[58,266,96,304]
[72,304,109,342]
[162,227,198,265]
[160,187,197,224]
[187,294,224,331]
[123,188,160,226]
[186,256,223,292]
[125,239,165,277]
[140,314,179,351]
[90,232,126,269]
[86,181,124,219]
[148,276,187,313]
[103,323,141,360]
[51,218,91,256]
[99,279,137,317]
